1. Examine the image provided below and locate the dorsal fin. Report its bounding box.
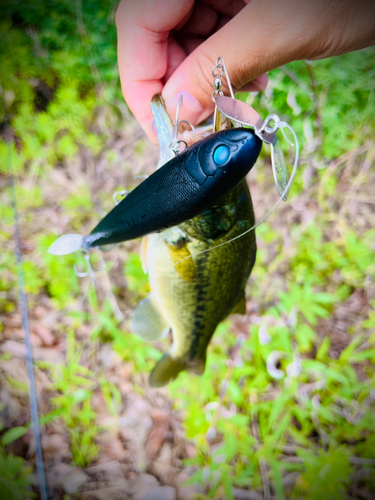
[151,95,175,168]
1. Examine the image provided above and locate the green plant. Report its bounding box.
[0,440,34,500]
[124,251,151,299]
[43,329,100,467]
[293,447,353,500]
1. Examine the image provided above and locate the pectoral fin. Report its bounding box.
[131,295,170,342]
[230,293,246,315]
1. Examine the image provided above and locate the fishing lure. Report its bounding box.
[49,117,262,256]
[83,128,261,249]
[172,58,300,265]
[211,57,299,202]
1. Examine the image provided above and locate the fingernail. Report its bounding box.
[164,90,205,125]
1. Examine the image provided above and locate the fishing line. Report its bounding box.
[174,122,299,266]
[5,115,49,499]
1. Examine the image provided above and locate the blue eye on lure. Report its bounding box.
[213,145,230,165]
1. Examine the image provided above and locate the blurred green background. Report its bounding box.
[0,1,375,499]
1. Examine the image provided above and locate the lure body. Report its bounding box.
[130,95,258,387]
[83,128,262,249]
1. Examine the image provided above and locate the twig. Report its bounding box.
[97,265,125,323]
[203,335,246,493]
[7,130,49,500]
[317,142,372,212]
[327,142,372,171]
[344,194,375,204]
[311,405,334,448]
[350,457,375,466]
[25,27,48,59]
[76,0,130,122]
[351,488,375,500]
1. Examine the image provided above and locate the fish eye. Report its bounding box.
[213,145,230,165]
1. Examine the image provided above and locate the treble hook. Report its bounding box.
[178,119,195,131]
[74,248,106,286]
[169,95,187,155]
[113,190,129,205]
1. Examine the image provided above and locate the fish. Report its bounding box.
[131,96,258,388]
[48,99,262,255]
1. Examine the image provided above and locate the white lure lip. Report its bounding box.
[48,234,84,255]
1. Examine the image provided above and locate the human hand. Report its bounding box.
[116,0,375,142]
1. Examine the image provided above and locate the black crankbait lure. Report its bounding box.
[84,128,262,248]
[49,128,262,255]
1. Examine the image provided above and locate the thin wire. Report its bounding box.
[7,136,49,500]
[219,57,235,99]
[217,57,241,128]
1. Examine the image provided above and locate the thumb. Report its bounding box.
[162,1,276,126]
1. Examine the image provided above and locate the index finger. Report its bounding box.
[116,0,193,142]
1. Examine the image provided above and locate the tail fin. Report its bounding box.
[149,353,206,388]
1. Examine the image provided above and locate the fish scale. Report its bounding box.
[188,254,210,361]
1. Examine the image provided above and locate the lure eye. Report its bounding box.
[213,145,230,165]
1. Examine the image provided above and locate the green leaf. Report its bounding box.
[1,426,28,446]
[316,337,331,361]
[227,379,244,405]
[222,433,239,462]
[222,469,234,500]
[268,392,289,430]
[338,335,364,362]
[294,446,353,500]
[269,458,286,500]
